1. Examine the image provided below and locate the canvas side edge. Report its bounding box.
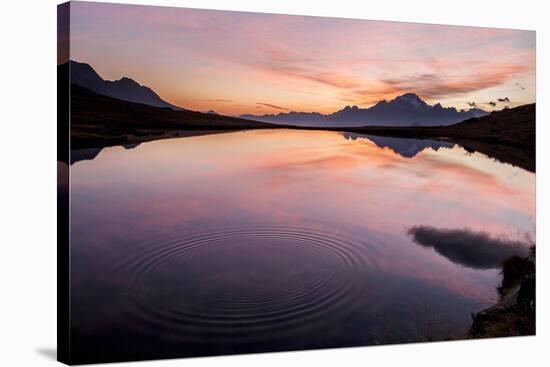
[57,1,71,365]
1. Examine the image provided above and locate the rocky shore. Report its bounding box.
[468,247,535,338]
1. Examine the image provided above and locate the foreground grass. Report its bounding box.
[468,247,535,338]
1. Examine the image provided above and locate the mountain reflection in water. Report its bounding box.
[341,132,455,158]
[67,129,535,363]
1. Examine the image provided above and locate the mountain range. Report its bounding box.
[61,58,534,171]
[69,60,488,127]
[241,93,487,127]
[70,60,181,110]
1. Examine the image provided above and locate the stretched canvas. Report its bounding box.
[57,1,536,364]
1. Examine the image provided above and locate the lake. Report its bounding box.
[68,129,535,362]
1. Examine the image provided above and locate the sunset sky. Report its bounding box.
[69,2,535,116]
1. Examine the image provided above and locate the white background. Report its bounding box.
[0,0,547,366]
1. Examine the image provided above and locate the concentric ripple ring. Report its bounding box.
[117,226,379,343]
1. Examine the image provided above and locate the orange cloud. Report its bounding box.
[348,63,529,105]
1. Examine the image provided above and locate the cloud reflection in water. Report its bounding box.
[408,226,529,270]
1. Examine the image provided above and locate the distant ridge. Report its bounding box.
[69,60,182,110]
[241,93,487,127]
[67,81,278,150]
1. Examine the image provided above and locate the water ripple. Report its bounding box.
[117,226,379,343]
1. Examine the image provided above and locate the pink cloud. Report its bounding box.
[69,2,535,114]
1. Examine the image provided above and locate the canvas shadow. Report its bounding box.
[36,348,57,361]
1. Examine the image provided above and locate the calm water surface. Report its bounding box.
[69,129,535,362]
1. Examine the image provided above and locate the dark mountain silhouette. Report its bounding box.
[242,111,327,125]
[70,60,181,110]
[342,132,454,158]
[68,82,277,149]
[70,147,103,165]
[242,93,487,127]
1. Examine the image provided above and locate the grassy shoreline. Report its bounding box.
[468,247,535,338]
